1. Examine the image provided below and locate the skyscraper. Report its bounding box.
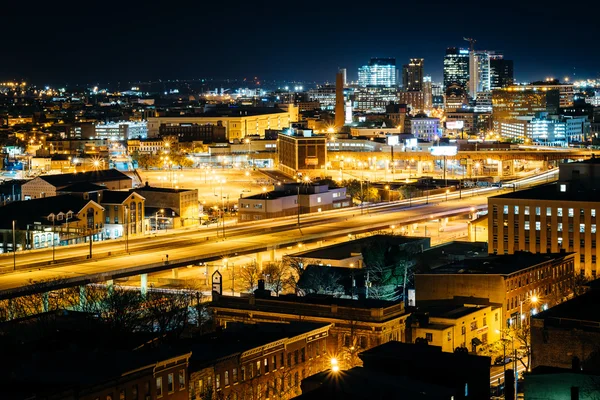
[475,51,491,93]
[443,48,469,90]
[402,58,424,91]
[490,55,514,89]
[335,69,345,129]
[358,58,396,87]
[423,76,433,110]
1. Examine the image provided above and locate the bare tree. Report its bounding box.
[239,260,261,293]
[262,261,290,296]
[143,289,195,341]
[281,256,320,295]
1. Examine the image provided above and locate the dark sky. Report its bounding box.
[3,1,600,86]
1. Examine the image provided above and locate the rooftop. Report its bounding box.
[422,251,574,276]
[100,190,136,204]
[186,322,329,366]
[133,183,196,193]
[157,106,288,118]
[491,183,600,202]
[212,293,406,323]
[34,169,131,187]
[423,303,490,320]
[293,235,429,261]
[0,195,96,229]
[417,241,489,271]
[58,182,107,193]
[533,288,600,327]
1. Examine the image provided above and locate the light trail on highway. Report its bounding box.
[0,169,558,297]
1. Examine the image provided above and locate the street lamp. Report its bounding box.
[124,206,129,253]
[520,294,540,328]
[219,179,227,238]
[155,209,164,232]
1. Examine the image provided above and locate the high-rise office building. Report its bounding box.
[490,55,514,89]
[443,48,470,91]
[339,68,347,86]
[475,51,491,93]
[402,58,424,91]
[488,158,600,277]
[468,50,492,97]
[423,76,433,110]
[358,58,397,87]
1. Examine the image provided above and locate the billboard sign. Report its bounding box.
[446,120,464,130]
[430,146,458,156]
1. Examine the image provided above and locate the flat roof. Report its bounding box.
[423,251,574,276]
[417,241,489,271]
[155,107,288,118]
[186,322,329,365]
[491,183,600,202]
[533,288,600,325]
[133,185,195,193]
[293,235,428,261]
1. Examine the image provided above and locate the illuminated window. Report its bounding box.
[560,184,566,192]
[568,208,574,217]
[156,377,163,398]
[558,208,563,217]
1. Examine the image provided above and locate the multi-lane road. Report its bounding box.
[0,169,558,298]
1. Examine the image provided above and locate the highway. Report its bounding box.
[0,169,557,298]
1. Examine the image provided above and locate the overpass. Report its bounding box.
[0,170,557,300]
[328,147,593,177]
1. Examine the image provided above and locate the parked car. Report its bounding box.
[494,356,513,365]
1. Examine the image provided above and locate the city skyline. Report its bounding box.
[3,2,600,86]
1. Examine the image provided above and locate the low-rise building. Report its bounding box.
[133,183,199,228]
[188,322,331,400]
[0,194,105,251]
[409,301,502,353]
[287,235,430,269]
[238,183,348,221]
[99,190,146,239]
[415,251,576,327]
[211,291,410,357]
[21,169,132,200]
[531,284,600,371]
[300,341,491,400]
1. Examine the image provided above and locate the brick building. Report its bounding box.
[188,322,331,400]
[531,284,600,370]
[277,131,327,177]
[211,292,410,360]
[488,158,600,277]
[415,251,576,327]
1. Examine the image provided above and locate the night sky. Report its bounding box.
[3,1,600,86]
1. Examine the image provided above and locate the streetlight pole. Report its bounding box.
[221,181,226,239]
[12,219,16,271]
[52,217,55,263]
[125,206,129,253]
[297,185,301,226]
